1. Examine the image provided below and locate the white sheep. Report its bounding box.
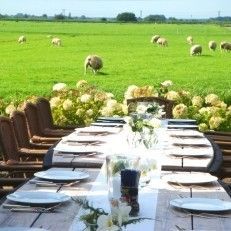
[150,35,160,43]
[18,35,26,43]
[190,44,202,56]
[156,37,168,47]
[186,36,193,45]
[84,55,103,74]
[220,41,231,52]
[51,37,61,46]
[208,41,217,51]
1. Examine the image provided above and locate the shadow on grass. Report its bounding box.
[96,72,109,76]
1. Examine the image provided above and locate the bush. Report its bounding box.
[116,12,137,22]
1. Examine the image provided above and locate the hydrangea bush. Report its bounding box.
[2,79,230,132]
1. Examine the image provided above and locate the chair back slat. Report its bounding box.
[0,116,19,161]
[24,102,43,136]
[10,111,31,148]
[36,97,53,130]
[127,96,174,118]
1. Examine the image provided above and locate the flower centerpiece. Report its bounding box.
[124,102,164,148]
[73,198,151,231]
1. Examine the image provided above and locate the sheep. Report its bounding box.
[156,37,168,47]
[186,36,193,45]
[18,35,26,43]
[84,55,103,74]
[208,41,217,51]
[51,37,61,46]
[190,44,202,56]
[150,35,160,44]
[220,41,231,52]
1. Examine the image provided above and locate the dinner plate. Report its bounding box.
[34,170,89,181]
[170,198,231,212]
[7,191,70,205]
[97,117,125,123]
[162,173,217,184]
[168,119,197,123]
[167,124,198,129]
[168,152,210,157]
[91,122,123,127]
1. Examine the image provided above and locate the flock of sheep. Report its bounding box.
[17,35,103,74]
[151,34,231,56]
[17,32,230,75]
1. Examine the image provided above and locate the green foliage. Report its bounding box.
[144,14,166,22]
[116,12,137,22]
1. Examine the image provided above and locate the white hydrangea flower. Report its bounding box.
[136,104,148,114]
[198,123,208,132]
[124,85,138,99]
[62,99,73,110]
[199,107,211,115]
[192,96,203,108]
[209,116,224,130]
[101,106,114,116]
[172,103,188,118]
[5,104,16,115]
[148,118,162,128]
[205,94,219,106]
[50,97,61,108]
[161,80,173,87]
[86,109,93,116]
[106,99,118,108]
[96,215,119,231]
[76,80,87,88]
[52,83,67,91]
[166,91,180,101]
[80,94,91,103]
[106,92,114,99]
[76,108,84,116]
[121,104,128,115]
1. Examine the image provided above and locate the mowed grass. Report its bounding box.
[0,21,230,103]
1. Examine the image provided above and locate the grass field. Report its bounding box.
[0,21,230,103]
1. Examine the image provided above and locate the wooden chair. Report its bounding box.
[23,102,61,143]
[126,97,174,118]
[0,116,45,162]
[10,111,52,149]
[205,131,231,179]
[36,98,74,137]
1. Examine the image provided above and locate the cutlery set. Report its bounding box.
[29,179,80,187]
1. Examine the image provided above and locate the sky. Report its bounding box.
[0,0,230,19]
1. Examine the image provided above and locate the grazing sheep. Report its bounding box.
[208,41,217,51]
[190,44,202,56]
[220,41,231,52]
[156,37,168,47]
[51,37,61,46]
[186,36,193,45]
[18,35,26,43]
[150,35,160,43]
[84,55,103,74]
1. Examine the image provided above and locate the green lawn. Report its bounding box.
[0,21,230,103]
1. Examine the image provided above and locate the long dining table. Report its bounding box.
[0,120,229,230]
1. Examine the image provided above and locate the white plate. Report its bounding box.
[0,228,48,231]
[167,124,198,129]
[170,198,231,212]
[34,170,89,181]
[168,119,197,123]
[97,116,125,122]
[6,191,70,205]
[162,173,217,184]
[91,122,123,127]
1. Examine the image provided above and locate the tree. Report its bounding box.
[116,12,137,22]
[54,14,65,20]
[144,14,166,22]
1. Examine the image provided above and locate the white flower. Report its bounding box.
[209,116,224,130]
[76,80,87,88]
[96,215,119,231]
[50,97,61,108]
[192,96,203,108]
[172,104,188,118]
[106,92,114,99]
[205,94,219,106]
[166,91,180,101]
[86,109,93,116]
[62,99,73,110]
[124,85,138,99]
[80,94,91,103]
[101,106,114,116]
[148,118,161,128]
[52,83,67,91]
[198,123,208,132]
[136,104,148,114]
[106,99,118,108]
[76,108,84,116]
[5,104,16,115]
[161,80,173,87]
